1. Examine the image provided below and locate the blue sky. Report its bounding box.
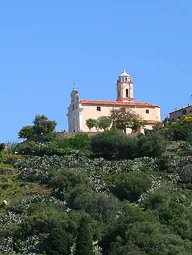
[1,1,192,142]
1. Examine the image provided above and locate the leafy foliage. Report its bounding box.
[91,130,165,159]
[112,171,152,202]
[110,107,142,133]
[45,225,73,255]
[18,114,57,140]
[18,126,34,140]
[75,217,94,255]
[4,114,192,254]
[0,143,6,151]
[97,116,111,131]
[86,119,98,131]
[137,131,167,158]
[33,114,57,135]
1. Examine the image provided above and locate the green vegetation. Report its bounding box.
[1,114,192,254]
[18,114,57,141]
[86,107,142,133]
[75,217,94,255]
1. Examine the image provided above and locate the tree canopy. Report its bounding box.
[110,108,142,133]
[18,114,57,140]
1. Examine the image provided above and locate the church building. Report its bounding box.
[67,69,161,133]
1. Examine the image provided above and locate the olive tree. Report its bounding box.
[110,108,142,134]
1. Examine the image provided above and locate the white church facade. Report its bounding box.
[67,69,161,133]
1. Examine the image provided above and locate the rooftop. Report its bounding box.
[80,99,160,108]
[169,104,192,114]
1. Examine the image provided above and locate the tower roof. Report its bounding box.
[119,68,130,77]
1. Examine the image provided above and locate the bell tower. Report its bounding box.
[116,68,134,102]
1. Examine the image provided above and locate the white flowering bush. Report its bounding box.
[15,154,157,184]
[11,195,67,213]
[15,234,48,254]
[3,146,192,254]
[156,153,192,173]
[0,237,15,254]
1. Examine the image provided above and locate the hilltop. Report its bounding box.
[1,114,192,254]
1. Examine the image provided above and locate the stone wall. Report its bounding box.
[56,131,139,139]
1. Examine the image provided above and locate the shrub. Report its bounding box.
[142,190,167,210]
[156,153,192,173]
[2,154,22,165]
[68,133,91,150]
[164,122,192,142]
[112,171,152,203]
[91,131,124,159]
[179,164,192,184]
[91,131,137,159]
[16,133,91,157]
[137,132,167,158]
[15,141,39,155]
[117,135,138,159]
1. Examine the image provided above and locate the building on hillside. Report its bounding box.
[67,69,161,133]
[169,104,192,121]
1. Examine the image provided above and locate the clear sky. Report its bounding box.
[1,1,192,142]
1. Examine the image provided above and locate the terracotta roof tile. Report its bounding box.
[142,120,161,124]
[80,100,159,108]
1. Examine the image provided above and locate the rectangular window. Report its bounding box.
[182,110,186,115]
[146,109,149,114]
[97,106,101,111]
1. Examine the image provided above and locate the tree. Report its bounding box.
[33,114,57,135]
[75,217,94,255]
[0,143,5,151]
[86,119,98,131]
[0,143,5,159]
[45,225,73,255]
[18,125,34,140]
[18,114,57,140]
[110,108,142,134]
[97,116,111,130]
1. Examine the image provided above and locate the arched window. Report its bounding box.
[126,89,129,97]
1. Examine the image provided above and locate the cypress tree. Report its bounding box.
[45,225,72,255]
[75,218,94,255]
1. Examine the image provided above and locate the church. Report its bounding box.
[67,69,161,133]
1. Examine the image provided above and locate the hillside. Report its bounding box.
[1,115,192,254]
